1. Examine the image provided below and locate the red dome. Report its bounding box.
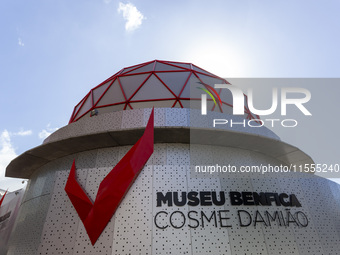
[69,60,258,123]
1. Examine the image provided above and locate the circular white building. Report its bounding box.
[5,60,340,255]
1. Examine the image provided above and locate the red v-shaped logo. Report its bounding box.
[0,190,8,208]
[65,109,154,245]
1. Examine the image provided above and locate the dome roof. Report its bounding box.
[69,60,258,123]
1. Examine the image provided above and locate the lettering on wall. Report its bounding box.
[154,191,308,230]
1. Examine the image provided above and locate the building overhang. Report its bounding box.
[6,126,313,179]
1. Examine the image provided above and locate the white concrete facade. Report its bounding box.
[5,108,340,255]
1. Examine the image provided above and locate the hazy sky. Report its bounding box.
[1,0,339,190]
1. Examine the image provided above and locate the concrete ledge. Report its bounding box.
[6,126,313,179]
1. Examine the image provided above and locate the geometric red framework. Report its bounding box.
[69,60,259,123]
[65,109,154,245]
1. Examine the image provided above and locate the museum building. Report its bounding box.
[3,60,340,255]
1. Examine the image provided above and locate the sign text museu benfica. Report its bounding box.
[154,191,308,229]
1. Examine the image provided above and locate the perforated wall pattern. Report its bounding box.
[7,143,340,255]
[7,161,58,255]
[45,108,279,145]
